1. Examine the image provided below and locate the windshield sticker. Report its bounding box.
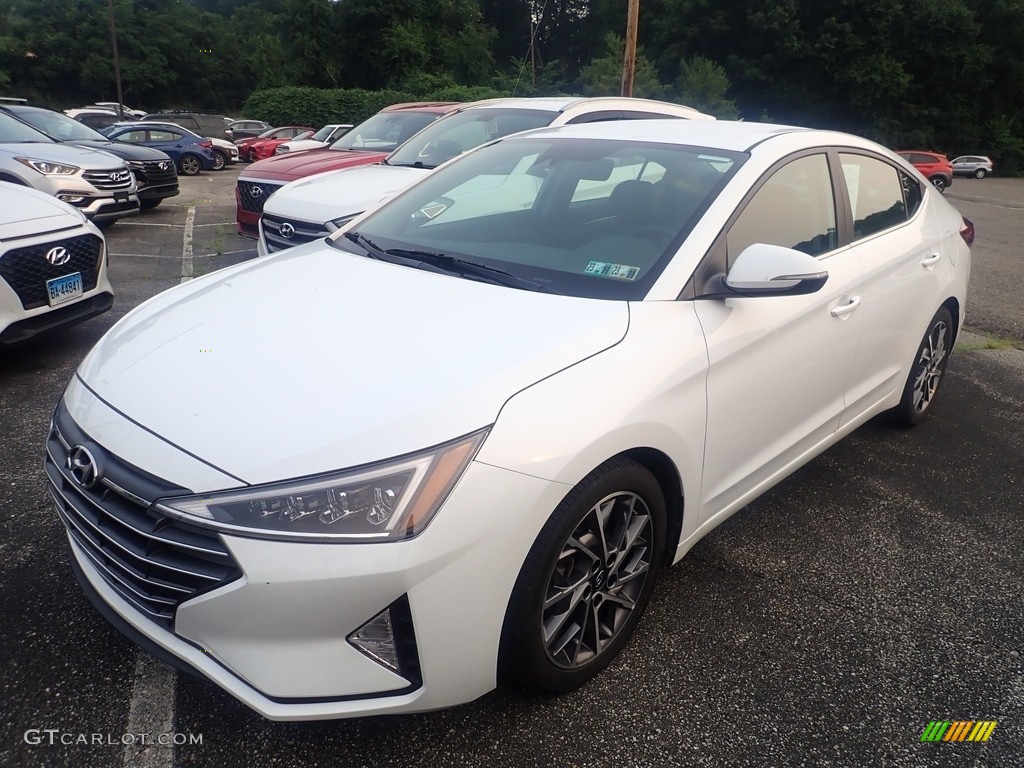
[584,261,641,281]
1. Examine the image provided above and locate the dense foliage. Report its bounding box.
[2,0,1022,172]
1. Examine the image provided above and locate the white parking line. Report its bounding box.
[121,652,176,768]
[180,206,195,284]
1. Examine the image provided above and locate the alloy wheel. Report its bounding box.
[542,491,654,669]
[179,155,201,176]
[911,318,949,414]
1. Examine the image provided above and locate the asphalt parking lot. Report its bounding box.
[1,169,1022,767]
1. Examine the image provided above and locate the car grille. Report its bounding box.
[83,168,134,191]
[0,233,102,310]
[237,180,280,213]
[262,213,330,252]
[45,402,243,629]
[137,160,177,185]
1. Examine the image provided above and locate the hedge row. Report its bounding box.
[241,85,508,127]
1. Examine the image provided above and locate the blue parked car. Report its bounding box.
[101,123,217,175]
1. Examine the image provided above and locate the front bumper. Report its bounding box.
[49,399,569,719]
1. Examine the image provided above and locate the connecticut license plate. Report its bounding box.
[46,272,83,307]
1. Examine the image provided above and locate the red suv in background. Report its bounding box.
[235,102,458,238]
[897,151,954,192]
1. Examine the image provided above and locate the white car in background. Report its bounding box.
[257,97,712,255]
[47,120,972,720]
[275,124,354,156]
[1,183,112,346]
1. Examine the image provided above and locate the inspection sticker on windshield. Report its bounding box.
[584,261,640,281]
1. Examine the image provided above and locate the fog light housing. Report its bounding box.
[57,193,89,205]
[347,595,421,686]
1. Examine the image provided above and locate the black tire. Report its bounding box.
[929,176,947,193]
[499,458,666,693]
[212,150,227,171]
[140,199,162,210]
[892,306,954,427]
[178,154,202,176]
[974,168,987,179]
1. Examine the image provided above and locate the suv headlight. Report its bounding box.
[17,158,80,175]
[154,429,488,542]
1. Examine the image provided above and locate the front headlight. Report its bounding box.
[154,429,488,542]
[127,160,145,170]
[17,157,80,175]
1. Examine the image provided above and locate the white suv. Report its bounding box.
[1,110,140,224]
[258,97,711,255]
[0,183,113,346]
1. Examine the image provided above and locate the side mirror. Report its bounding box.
[722,243,829,297]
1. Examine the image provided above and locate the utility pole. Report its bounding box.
[107,0,125,118]
[621,0,640,97]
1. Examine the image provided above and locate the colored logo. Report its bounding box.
[920,720,997,742]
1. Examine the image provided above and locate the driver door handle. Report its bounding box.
[921,253,942,267]
[830,296,862,317]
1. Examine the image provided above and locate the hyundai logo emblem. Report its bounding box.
[68,445,100,489]
[45,246,71,266]
[159,161,169,170]
[111,171,129,182]
[279,222,295,239]
[249,185,264,198]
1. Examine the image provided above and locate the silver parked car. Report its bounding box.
[951,155,993,178]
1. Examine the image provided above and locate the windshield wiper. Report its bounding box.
[341,231,391,260]
[386,248,545,292]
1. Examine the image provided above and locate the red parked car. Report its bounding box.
[897,150,954,193]
[235,126,313,161]
[249,130,314,161]
[235,102,458,238]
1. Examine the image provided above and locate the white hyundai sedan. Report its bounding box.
[46,120,973,720]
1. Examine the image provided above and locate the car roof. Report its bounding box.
[503,119,811,152]
[452,96,710,119]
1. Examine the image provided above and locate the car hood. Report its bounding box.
[241,148,388,183]
[0,184,86,236]
[265,164,427,222]
[70,140,171,162]
[0,141,128,170]
[75,244,628,485]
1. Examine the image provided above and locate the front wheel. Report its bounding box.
[929,176,947,193]
[892,306,954,426]
[974,168,987,179]
[500,458,666,693]
[212,151,227,171]
[178,154,202,176]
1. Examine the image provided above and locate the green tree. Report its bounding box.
[579,32,666,98]
[674,55,738,118]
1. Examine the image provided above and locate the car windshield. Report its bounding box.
[337,136,742,300]
[329,111,441,153]
[0,111,55,143]
[309,126,337,141]
[10,109,105,141]
[387,107,556,170]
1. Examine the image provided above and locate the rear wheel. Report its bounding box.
[500,459,666,693]
[974,168,987,179]
[178,154,202,176]
[929,176,947,192]
[892,306,954,426]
